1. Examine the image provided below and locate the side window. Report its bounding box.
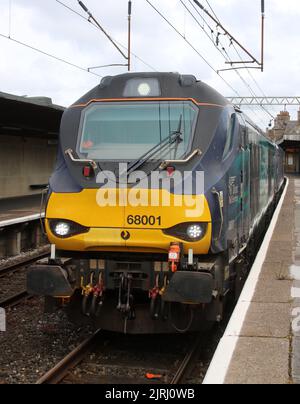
[223,113,236,159]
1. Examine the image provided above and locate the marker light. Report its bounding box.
[49,220,90,239]
[54,222,71,237]
[187,224,203,239]
[163,222,208,242]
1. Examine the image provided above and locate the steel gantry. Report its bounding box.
[227,97,300,106]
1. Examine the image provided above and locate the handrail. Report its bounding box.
[65,149,98,170]
[159,149,202,169]
[211,188,224,241]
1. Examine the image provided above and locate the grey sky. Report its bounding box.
[0,0,299,128]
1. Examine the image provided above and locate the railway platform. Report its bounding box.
[0,195,45,257]
[204,176,300,384]
[0,195,43,226]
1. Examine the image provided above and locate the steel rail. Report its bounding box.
[170,335,203,384]
[0,250,50,308]
[0,250,50,277]
[36,329,102,384]
[0,291,30,309]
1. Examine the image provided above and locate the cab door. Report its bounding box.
[238,117,251,247]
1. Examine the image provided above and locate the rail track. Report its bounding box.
[170,335,203,384]
[0,249,49,278]
[36,330,206,385]
[36,330,102,384]
[0,249,50,309]
[0,291,31,309]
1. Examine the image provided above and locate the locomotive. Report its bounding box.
[27,73,284,333]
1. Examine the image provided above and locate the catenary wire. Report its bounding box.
[188,0,274,122]
[145,0,241,97]
[178,1,268,125]
[204,0,276,118]
[0,33,102,78]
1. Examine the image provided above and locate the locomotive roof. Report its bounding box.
[72,72,230,107]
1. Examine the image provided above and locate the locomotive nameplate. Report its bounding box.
[229,176,239,204]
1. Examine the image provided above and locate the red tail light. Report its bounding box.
[166,166,175,177]
[83,166,92,178]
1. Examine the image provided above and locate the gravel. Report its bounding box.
[63,331,215,384]
[0,298,92,384]
[0,271,27,302]
[0,248,92,385]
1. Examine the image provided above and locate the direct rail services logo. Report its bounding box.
[0,307,6,332]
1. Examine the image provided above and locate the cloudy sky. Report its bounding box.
[0,0,299,128]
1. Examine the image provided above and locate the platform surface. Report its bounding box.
[0,195,42,224]
[205,177,300,384]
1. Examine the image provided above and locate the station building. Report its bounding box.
[268,109,300,174]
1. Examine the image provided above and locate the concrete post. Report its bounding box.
[6,230,22,257]
[35,224,43,248]
[0,232,6,259]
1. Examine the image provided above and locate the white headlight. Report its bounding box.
[187,224,203,239]
[138,83,151,96]
[54,222,71,237]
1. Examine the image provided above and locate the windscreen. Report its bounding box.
[78,101,198,161]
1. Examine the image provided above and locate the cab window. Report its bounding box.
[223,113,236,159]
[78,101,198,161]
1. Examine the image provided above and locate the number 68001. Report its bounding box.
[127,215,162,226]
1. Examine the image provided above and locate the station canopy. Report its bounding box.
[0,91,65,139]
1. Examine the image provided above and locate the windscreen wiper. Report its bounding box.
[172,114,183,159]
[123,115,183,177]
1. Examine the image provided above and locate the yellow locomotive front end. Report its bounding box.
[27,73,229,333]
[45,189,212,256]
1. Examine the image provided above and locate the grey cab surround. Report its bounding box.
[54,72,230,191]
